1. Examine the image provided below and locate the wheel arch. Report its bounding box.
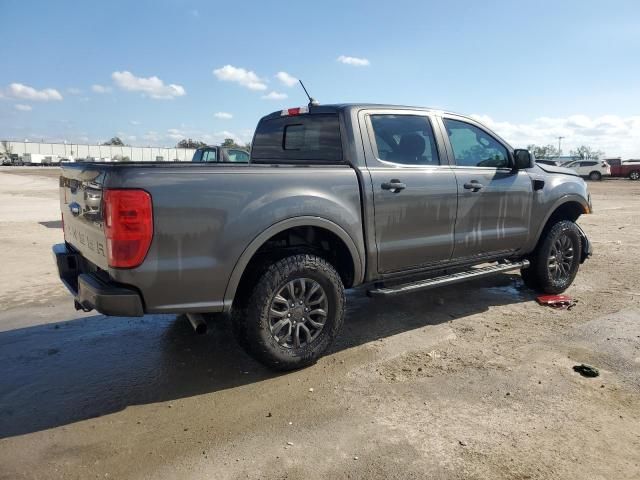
[531,196,589,251]
[223,216,364,311]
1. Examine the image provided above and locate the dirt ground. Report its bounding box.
[0,167,638,480]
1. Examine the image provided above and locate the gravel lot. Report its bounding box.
[0,167,638,480]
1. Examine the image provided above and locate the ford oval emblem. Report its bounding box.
[69,202,81,216]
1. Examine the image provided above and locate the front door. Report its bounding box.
[440,117,533,259]
[363,112,459,274]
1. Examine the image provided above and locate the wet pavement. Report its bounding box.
[0,278,533,440]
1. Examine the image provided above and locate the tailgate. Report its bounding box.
[60,165,109,270]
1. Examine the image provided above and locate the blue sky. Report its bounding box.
[1,0,639,156]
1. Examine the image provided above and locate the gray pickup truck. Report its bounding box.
[54,103,592,370]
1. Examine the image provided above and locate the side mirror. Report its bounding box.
[513,149,534,170]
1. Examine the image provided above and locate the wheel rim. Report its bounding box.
[547,234,575,283]
[268,278,328,349]
[631,171,639,180]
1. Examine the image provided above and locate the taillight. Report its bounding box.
[103,189,153,268]
[280,106,309,116]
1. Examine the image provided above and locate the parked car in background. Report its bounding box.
[607,158,640,180]
[536,159,560,166]
[22,153,59,165]
[191,145,250,163]
[564,159,611,180]
[54,103,592,370]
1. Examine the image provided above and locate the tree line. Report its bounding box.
[527,144,604,160]
[102,136,250,151]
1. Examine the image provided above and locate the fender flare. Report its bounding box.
[222,216,364,311]
[531,194,590,248]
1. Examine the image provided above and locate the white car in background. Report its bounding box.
[564,159,611,181]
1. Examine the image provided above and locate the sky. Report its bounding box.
[1,0,639,157]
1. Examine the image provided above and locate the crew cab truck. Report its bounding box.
[607,158,640,180]
[191,145,250,163]
[54,104,592,370]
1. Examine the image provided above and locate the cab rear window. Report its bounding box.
[251,114,342,163]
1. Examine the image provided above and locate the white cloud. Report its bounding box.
[337,55,370,67]
[166,128,185,141]
[15,104,32,111]
[130,120,140,125]
[472,113,640,158]
[275,71,298,87]
[142,130,161,142]
[213,65,267,91]
[262,91,288,100]
[214,112,233,119]
[91,84,112,94]
[111,71,186,99]
[67,87,82,95]
[4,83,63,101]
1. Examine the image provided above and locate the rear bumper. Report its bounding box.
[53,243,144,317]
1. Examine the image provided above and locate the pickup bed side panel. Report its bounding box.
[105,165,364,313]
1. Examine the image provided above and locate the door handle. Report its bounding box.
[463,181,484,191]
[381,179,406,192]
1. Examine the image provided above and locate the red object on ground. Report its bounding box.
[536,294,575,309]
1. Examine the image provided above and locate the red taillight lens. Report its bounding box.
[103,189,153,268]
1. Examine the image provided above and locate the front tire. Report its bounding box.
[521,220,582,294]
[232,254,345,371]
[629,170,640,181]
[589,171,602,181]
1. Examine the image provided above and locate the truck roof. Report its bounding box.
[259,103,469,121]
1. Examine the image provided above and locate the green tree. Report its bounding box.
[221,138,242,148]
[176,138,207,148]
[1,140,13,155]
[102,137,125,146]
[570,145,603,161]
[527,144,559,159]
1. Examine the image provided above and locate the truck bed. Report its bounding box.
[59,162,365,313]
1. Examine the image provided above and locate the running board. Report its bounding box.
[367,260,530,298]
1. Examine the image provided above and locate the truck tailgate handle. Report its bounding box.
[463,181,484,191]
[381,179,406,192]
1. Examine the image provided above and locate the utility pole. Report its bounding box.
[557,136,565,156]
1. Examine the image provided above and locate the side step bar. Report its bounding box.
[367,260,529,298]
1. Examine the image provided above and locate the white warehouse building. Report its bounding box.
[2,140,196,163]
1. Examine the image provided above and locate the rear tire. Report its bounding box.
[521,220,582,294]
[589,171,602,181]
[231,254,345,371]
[629,170,640,181]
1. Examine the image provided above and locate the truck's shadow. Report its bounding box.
[0,274,534,438]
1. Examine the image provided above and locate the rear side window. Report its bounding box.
[251,114,342,163]
[227,150,249,162]
[369,115,440,165]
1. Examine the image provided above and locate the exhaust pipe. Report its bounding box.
[186,313,207,335]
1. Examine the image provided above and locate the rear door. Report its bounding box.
[439,116,532,259]
[361,110,458,273]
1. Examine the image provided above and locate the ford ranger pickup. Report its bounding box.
[54,103,593,370]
